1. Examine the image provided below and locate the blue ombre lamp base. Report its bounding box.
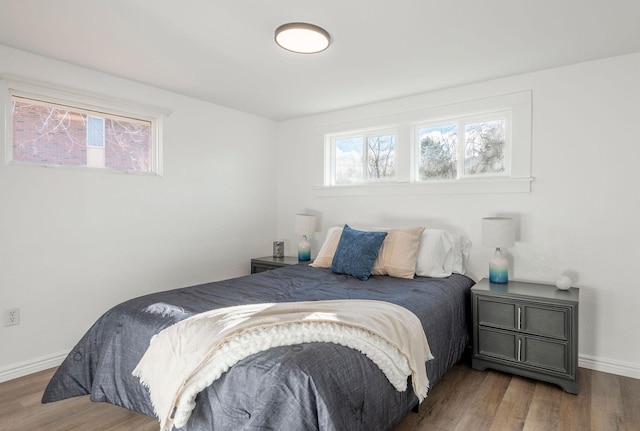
[298,236,311,261]
[489,248,509,283]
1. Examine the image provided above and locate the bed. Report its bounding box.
[42,226,475,431]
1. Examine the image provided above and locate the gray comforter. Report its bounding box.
[42,264,474,431]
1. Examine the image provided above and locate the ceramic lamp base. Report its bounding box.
[298,237,311,261]
[489,248,509,283]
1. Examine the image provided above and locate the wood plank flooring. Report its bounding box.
[1,361,638,430]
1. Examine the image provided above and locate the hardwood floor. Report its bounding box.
[1,361,638,430]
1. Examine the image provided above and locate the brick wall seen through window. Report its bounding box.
[12,96,153,172]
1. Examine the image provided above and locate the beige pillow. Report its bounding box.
[371,227,425,279]
[309,226,343,268]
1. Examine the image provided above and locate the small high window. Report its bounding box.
[417,112,510,181]
[330,129,397,185]
[4,79,165,175]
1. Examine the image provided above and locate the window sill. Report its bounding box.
[313,177,533,197]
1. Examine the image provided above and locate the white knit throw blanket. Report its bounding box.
[132,299,433,431]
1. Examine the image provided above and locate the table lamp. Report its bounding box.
[482,217,515,283]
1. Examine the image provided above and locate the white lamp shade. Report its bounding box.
[482,217,515,248]
[294,214,316,237]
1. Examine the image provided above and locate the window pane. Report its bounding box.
[87,116,105,148]
[12,96,152,172]
[464,120,505,175]
[334,137,363,185]
[367,134,395,180]
[418,124,458,180]
[104,117,152,172]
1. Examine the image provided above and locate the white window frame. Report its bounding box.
[414,109,512,181]
[328,127,399,185]
[316,90,532,196]
[1,75,169,175]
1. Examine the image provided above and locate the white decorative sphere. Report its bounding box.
[555,275,572,290]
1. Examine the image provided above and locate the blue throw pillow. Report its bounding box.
[330,225,387,280]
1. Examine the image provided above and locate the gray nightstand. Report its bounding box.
[471,278,579,394]
[250,256,301,274]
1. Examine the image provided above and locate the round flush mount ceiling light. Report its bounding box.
[274,22,330,54]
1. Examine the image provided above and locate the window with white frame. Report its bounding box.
[320,91,531,195]
[331,128,397,185]
[416,111,510,181]
[4,78,165,175]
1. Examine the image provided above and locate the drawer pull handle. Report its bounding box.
[517,307,522,330]
[517,338,522,362]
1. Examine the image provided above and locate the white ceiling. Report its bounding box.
[1,0,639,120]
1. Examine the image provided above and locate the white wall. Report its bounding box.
[0,45,278,380]
[276,53,640,378]
[2,44,638,383]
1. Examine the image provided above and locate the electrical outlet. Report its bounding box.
[4,307,20,326]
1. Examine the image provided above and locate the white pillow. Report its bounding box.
[415,229,455,278]
[449,233,472,275]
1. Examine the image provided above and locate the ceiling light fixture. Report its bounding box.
[274,22,330,54]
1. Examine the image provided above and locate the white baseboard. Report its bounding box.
[0,351,68,383]
[1,351,638,384]
[579,354,640,379]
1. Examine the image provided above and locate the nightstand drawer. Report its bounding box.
[477,327,570,374]
[477,299,516,329]
[251,263,274,274]
[524,305,568,340]
[525,337,569,373]
[250,256,300,274]
[477,297,569,340]
[477,327,517,360]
